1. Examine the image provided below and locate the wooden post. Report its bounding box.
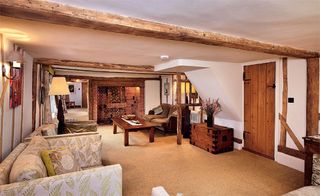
[176,73,182,145]
[0,33,4,161]
[32,62,38,131]
[306,58,319,136]
[20,50,25,142]
[159,76,162,105]
[280,58,288,146]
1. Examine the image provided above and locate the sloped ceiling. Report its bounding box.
[0,0,318,65]
[50,0,320,51]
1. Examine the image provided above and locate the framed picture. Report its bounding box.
[68,84,75,93]
[164,81,170,96]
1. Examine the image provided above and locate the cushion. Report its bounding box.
[161,104,171,117]
[284,186,320,196]
[144,114,166,121]
[69,141,102,168]
[9,136,49,183]
[35,123,56,136]
[153,106,163,115]
[41,148,81,176]
[0,143,27,185]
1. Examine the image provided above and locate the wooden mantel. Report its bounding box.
[0,0,319,58]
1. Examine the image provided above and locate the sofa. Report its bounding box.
[144,104,178,134]
[25,120,98,141]
[0,133,122,196]
[144,104,191,136]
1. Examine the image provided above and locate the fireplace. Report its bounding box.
[89,78,145,124]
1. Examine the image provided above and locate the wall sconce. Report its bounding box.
[2,50,23,80]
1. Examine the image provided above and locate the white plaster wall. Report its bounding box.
[0,35,34,159]
[23,52,34,138]
[185,61,243,150]
[145,80,160,114]
[68,82,82,106]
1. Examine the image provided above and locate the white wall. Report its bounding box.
[145,80,160,114]
[68,82,82,106]
[185,61,243,150]
[0,35,34,160]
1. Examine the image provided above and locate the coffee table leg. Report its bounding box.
[125,129,129,146]
[113,124,117,134]
[149,127,154,143]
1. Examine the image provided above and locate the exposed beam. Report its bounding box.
[176,73,182,145]
[306,58,319,136]
[0,0,319,58]
[280,58,288,146]
[34,58,156,73]
[277,145,305,160]
[279,114,304,152]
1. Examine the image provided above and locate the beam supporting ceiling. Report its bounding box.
[34,58,158,73]
[0,0,319,58]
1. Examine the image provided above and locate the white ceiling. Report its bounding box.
[0,16,277,65]
[49,0,320,51]
[0,0,319,66]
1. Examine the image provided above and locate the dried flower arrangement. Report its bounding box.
[201,98,222,116]
[201,98,222,126]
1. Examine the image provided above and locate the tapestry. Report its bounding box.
[9,66,23,108]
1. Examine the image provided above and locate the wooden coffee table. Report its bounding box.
[112,117,158,146]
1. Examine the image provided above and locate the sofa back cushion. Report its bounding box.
[0,143,27,185]
[47,134,102,168]
[9,136,50,183]
[161,104,171,117]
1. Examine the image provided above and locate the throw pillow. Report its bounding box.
[9,136,49,183]
[41,148,81,176]
[69,141,102,168]
[153,106,163,115]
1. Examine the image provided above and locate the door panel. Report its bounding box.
[244,63,275,159]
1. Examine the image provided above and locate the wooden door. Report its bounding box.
[82,82,88,108]
[244,62,275,159]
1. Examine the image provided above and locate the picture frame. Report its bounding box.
[68,84,75,93]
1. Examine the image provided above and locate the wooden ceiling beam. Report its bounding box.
[34,58,155,72]
[1,0,319,58]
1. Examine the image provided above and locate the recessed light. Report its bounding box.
[160,55,170,61]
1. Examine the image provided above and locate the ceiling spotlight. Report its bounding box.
[160,55,170,61]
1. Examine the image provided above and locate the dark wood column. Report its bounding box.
[306,58,319,136]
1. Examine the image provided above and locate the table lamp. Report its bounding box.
[49,77,70,134]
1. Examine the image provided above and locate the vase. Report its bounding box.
[207,113,213,127]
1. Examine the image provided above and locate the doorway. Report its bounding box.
[243,62,275,159]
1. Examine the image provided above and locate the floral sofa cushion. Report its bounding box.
[46,133,102,168]
[0,164,122,196]
[0,143,27,185]
[9,136,50,183]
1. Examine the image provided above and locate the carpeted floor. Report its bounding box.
[98,125,304,196]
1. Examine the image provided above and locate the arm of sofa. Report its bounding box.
[0,164,122,196]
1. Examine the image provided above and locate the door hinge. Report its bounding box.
[267,84,276,88]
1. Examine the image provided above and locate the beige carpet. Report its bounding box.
[98,125,303,196]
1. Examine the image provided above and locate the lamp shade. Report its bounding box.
[49,77,70,95]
